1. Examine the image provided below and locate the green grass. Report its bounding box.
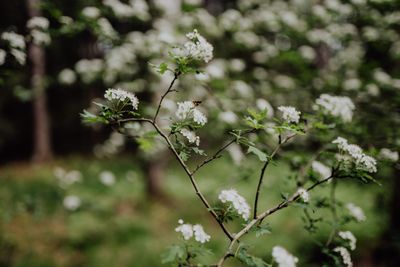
[0,155,386,267]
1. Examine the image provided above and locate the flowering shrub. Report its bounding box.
[83,29,379,267]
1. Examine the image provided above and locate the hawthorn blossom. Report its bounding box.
[82,6,101,19]
[278,106,301,124]
[104,88,139,109]
[54,168,82,188]
[1,32,25,49]
[10,49,26,65]
[218,189,250,220]
[314,94,355,122]
[272,246,298,267]
[58,68,77,85]
[27,16,49,30]
[379,148,399,162]
[338,231,357,250]
[31,30,51,46]
[181,29,214,63]
[333,247,353,267]
[346,203,366,222]
[63,195,81,211]
[0,49,5,65]
[332,137,377,173]
[297,188,309,203]
[175,219,210,243]
[99,171,116,186]
[180,128,200,146]
[176,101,207,126]
[311,161,332,179]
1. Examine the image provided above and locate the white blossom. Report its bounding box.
[379,148,399,162]
[182,29,214,63]
[218,189,251,220]
[104,88,139,109]
[332,137,377,173]
[338,231,357,250]
[99,171,116,186]
[10,49,26,65]
[278,106,301,124]
[176,101,207,126]
[27,16,49,30]
[0,49,5,65]
[297,188,309,203]
[193,224,211,243]
[333,247,353,267]
[272,246,298,267]
[1,32,25,49]
[58,68,77,85]
[175,219,210,243]
[54,168,82,188]
[97,18,118,39]
[75,58,103,83]
[82,6,101,19]
[63,195,81,211]
[218,111,238,124]
[31,30,51,46]
[312,161,332,179]
[346,203,366,222]
[180,128,200,146]
[314,94,355,122]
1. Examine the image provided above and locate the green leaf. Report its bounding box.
[236,246,270,267]
[161,244,186,264]
[254,224,272,237]
[247,146,268,162]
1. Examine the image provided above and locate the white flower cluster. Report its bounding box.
[272,246,299,267]
[332,137,377,173]
[99,171,116,186]
[180,128,200,146]
[379,148,399,162]
[1,32,26,65]
[182,29,214,63]
[27,16,51,46]
[338,231,356,250]
[103,0,150,21]
[218,189,251,220]
[314,94,355,122]
[75,58,104,83]
[346,203,366,222]
[333,247,353,267]
[311,161,332,179]
[63,195,81,211]
[0,49,6,66]
[296,188,309,203]
[175,219,211,243]
[278,106,301,124]
[82,6,101,19]
[58,68,77,85]
[176,101,207,146]
[54,167,82,188]
[104,88,139,109]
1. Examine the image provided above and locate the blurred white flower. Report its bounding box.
[333,247,353,267]
[346,203,366,222]
[54,167,82,188]
[82,6,101,19]
[379,148,399,162]
[218,111,238,124]
[180,128,200,146]
[1,32,25,49]
[272,246,298,267]
[27,16,49,30]
[31,30,51,46]
[256,99,274,118]
[0,49,6,65]
[314,94,355,122]
[99,171,116,186]
[312,161,332,179]
[297,188,309,203]
[338,231,357,250]
[63,195,81,211]
[10,49,26,65]
[58,68,77,85]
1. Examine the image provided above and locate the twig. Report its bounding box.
[153,73,179,122]
[253,133,296,219]
[115,117,234,241]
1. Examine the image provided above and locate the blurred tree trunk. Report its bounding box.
[27,0,53,163]
[143,157,167,201]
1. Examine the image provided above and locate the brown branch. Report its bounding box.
[153,73,179,122]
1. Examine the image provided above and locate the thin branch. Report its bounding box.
[192,129,254,175]
[153,73,179,122]
[217,175,334,267]
[115,117,234,241]
[253,133,296,219]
